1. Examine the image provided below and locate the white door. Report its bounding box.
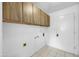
[59,13,75,53]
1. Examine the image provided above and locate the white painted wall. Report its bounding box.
[0,2,2,57]
[48,4,79,55]
[3,23,49,57]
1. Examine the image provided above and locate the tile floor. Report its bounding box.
[32,45,79,57]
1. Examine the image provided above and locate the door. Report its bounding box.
[59,13,75,53]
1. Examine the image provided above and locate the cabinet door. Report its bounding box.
[40,10,45,26]
[44,14,50,26]
[47,15,50,26]
[22,3,33,24]
[3,2,22,23]
[40,10,50,26]
[3,2,10,22]
[9,2,22,23]
[33,5,40,25]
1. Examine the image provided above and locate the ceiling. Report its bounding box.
[33,2,79,14]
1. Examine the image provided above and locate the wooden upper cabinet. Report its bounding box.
[33,5,40,25]
[3,2,50,27]
[3,2,22,23]
[3,2,10,22]
[22,2,33,24]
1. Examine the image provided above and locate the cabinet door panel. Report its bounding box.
[40,10,50,26]
[40,10,45,26]
[9,2,22,23]
[41,11,50,26]
[47,15,50,26]
[3,2,10,22]
[23,3,33,24]
[45,14,50,26]
[33,5,40,25]
[3,2,22,23]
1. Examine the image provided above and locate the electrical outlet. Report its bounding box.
[43,33,45,37]
[56,34,59,37]
[23,43,26,47]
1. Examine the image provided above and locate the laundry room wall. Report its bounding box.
[0,2,2,57]
[48,4,79,55]
[3,22,49,57]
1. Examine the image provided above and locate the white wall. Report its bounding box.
[0,2,2,57]
[75,4,79,55]
[48,4,79,55]
[3,23,49,57]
